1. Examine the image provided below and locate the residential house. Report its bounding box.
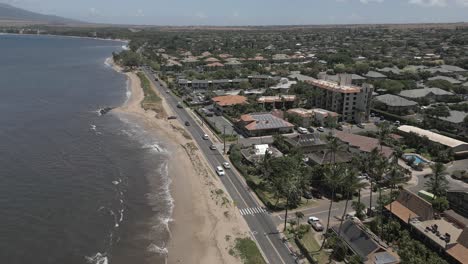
[330,220,400,264]
[286,108,338,127]
[236,113,294,137]
[304,75,374,123]
[364,71,387,80]
[334,131,393,158]
[373,94,419,114]
[399,87,456,104]
[432,111,468,137]
[240,144,283,164]
[428,76,462,85]
[269,78,297,93]
[212,95,248,113]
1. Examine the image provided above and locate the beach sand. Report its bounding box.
[111,61,249,264]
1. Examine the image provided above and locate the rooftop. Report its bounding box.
[305,78,362,94]
[398,125,468,149]
[438,110,468,124]
[257,95,296,103]
[365,71,387,78]
[212,95,247,107]
[334,131,393,158]
[240,113,294,131]
[399,87,454,98]
[374,94,418,107]
[428,75,462,84]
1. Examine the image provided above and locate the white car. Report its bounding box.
[215,166,225,176]
[307,216,320,224]
[202,134,209,140]
[223,162,231,169]
[317,127,325,132]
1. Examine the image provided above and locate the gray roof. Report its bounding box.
[463,81,468,87]
[378,67,401,75]
[440,65,467,72]
[428,75,462,84]
[365,71,387,78]
[289,71,315,82]
[438,111,468,124]
[332,220,380,260]
[323,73,366,82]
[374,94,418,107]
[245,113,294,130]
[399,87,454,98]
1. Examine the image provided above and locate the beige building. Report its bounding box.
[305,75,374,123]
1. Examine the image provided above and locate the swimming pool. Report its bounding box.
[403,154,429,165]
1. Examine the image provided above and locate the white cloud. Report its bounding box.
[408,0,448,7]
[360,0,384,3]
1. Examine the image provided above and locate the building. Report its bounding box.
[364,71,388,80]
[428,76,462,85]
[286,108,338,127]
[319,72,367,86]
[334,131,393,158]
[304,75,374,123]
[397,125,468,158]
[330,220,400,264]
[447,190,468,218]
[236,113,294,137]
[177,78,248,90]
[240,144,283,164]
[433,111,468,137]
[373,94,419,114]
[399,88,456,103]
[212,95,247,112]
[269,78,297,93]
[257,95,296,109]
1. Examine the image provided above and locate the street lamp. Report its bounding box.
[223,125,226,154]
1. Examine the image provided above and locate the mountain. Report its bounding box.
[0,3,83,24]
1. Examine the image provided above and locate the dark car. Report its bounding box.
[185,121,190,126]
[336,126,343,131]
[167,116,177,120]
[303,191,313,199]
[308,127,315,133]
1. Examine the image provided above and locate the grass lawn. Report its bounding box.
[233,237,266,264]
[137,72,161,110]
[300,230,330,264]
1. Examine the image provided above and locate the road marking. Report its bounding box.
[240,207,267,216]
[264,233,287,264]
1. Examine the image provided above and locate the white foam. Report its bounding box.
[90,125,96,131]
[121,45,130,51]
[85,252,108,264]
[147,243,168,256]
[112,181,119,185]
[143,143,167,153]
[104,57,112,67]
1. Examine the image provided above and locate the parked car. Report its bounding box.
[317,127,325,132]
[307,216,320,225]
[185,121,190,126]
[202,134,209,140]
[311,189,323,199]
[223,162,231,169]
[311,221,324,232]
[215,166,225,176]
[166,90,170,93]
[210,144,217,150]
[298,127,308,134]
[336,125,343,131]
[167,116,177,120]
[357,123,365,129]
[303,191,313,199]
[308,127,315,133]
[177,102,183,108]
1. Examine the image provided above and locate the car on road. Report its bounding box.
[202,134,209,140]
[185,121,190,126]
[317,127,325,132]
[210,144,217,150]
[215,166,225,176]
[311,221,324,232]
[167,116,177,120]
[223,162,231,169]
[166,90,170,93]
[307,216,320,224]
[177,102,183,108]
[356,123,365,129]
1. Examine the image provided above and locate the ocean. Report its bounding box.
[0,34,172,264]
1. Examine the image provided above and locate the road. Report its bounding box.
[142,68,296,264]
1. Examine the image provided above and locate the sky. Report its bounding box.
[3,0,468,26]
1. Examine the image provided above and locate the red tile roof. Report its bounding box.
[213,95,247,107]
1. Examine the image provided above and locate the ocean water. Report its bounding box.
[0,34,171,264]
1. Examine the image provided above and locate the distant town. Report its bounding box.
[4,24,468,264]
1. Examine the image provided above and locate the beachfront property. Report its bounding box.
[304,75,374,123]
[330,220,400,264]
[373,94,419,115]
[236,112,294,137]
[397,125,468,158]
[385,189,468,264]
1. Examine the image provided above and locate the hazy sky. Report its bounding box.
[3,0,468,25]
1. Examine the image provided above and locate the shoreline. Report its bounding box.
[109,59,249,263]
[0,32,129,43]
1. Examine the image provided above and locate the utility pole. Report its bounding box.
[223,125,226,154]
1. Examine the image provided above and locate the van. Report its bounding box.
[298,127,308,134]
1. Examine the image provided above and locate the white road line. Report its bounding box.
[247,208,253,215]
[255,207,261,214]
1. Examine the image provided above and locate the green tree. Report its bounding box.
[425,162,449,198]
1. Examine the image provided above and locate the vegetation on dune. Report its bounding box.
[232,237,266,264]
[136,72,161,111]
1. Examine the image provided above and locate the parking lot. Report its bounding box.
[202,106,242,137]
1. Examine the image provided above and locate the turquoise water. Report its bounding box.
[404,154,428,165]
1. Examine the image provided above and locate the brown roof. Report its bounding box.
[444,210,468,228]
[458,227,468,247]
[241,113,294,131]
[206,62,224,67]
[204,57,220,62]
[386,189,434,222]
[334,131,393,158]
[212,95,247,107]
[447,244,468,264]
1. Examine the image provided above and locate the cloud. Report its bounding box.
[360,0,384,3]
[408,0,448,7]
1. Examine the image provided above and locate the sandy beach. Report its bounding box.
[111,61,249,264]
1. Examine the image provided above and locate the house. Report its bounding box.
[433,111,468,137]
[377,67,402,75]
[385,189,434,223]
[286,108,339,127]
[373,94,418,114]
[240,144,283,164]
[205,62,224,68]
[289,71,316,82]
[397,125,468,157]
[330,220,400,264]
[212,95,247,112]
[304,75,374,123]
[334,131,393,158]
[364,71,387,80]
[399,87,456,103]
[236,113,294,137]
[447,190,468,218]
[284,134,327,154]
[428,76,462,85]
[269,78,297,93]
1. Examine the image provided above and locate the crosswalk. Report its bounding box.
[239,207,267,216]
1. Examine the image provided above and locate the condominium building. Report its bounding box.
[305,74,374,123]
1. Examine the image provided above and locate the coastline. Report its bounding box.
[0,32,130,43]
[109,59,249,264]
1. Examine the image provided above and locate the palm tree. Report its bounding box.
[425,162,449,198]
[377,121,391,153]
[337,166,360,235]
[320,164,345,250]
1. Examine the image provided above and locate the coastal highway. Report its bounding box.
[142,68,296,264]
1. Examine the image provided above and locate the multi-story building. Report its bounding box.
[305,74,374,123]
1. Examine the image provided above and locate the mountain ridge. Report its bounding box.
[0,3,83,24]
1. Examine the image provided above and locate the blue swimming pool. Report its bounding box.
[403,154,429,165]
